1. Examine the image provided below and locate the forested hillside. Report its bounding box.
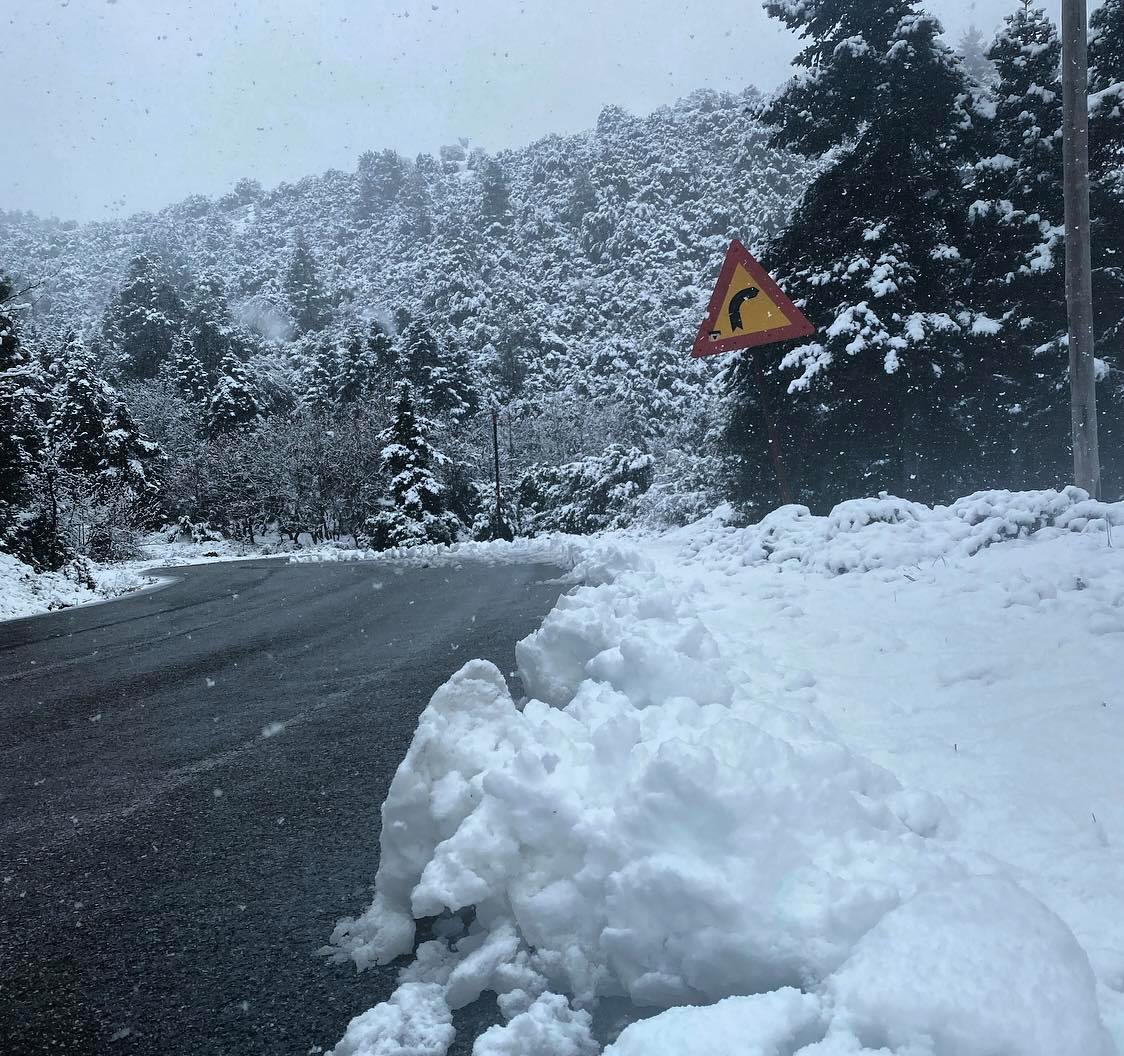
[1,87,812,567]
[1,0,1123,578]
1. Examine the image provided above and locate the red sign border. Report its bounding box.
[691,239,815,358]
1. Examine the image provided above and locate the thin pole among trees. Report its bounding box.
[1061,0,1101,496]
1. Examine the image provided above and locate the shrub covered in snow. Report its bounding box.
[674,487,1124,576]
[516,445,654,536]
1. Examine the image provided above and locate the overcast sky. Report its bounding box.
[4,0,1064,223]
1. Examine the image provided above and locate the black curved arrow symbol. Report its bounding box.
[728,286,760,332]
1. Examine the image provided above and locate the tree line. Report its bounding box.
[724,0,1124,509]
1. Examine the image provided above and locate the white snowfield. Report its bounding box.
[0,550,154,622]
[327,487,1124,1056]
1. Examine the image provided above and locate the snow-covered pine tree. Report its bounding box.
[1088,0,1124,488]
[0,285,37,531]
[173,335,211,405]
[724,0,974,509]
[184,271,243,376]
[400,320,479,421]
[356,149,407,220]
[204,351,261,436]
[49,332,111,474]
[400,156,436,239]
[100,401,163,498]
[284,237,331,335]
[1089,0,1124,357]
[302,339,338,411]
[480,156,513,225]
[335,324,385,405]
[100,253,186,380]
[364,381,460,549]
[958,25,996,86]
[961,5,1069,487]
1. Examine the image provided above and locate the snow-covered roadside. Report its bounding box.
[0,531,597,624]
[0,549,156,623]
[325,488,1124,1056]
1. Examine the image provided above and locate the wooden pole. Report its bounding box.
[1061,0,1101,496]
[751,355,794,506]
[491,408,504,533]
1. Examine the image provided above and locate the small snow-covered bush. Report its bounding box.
[516,445,654,536]
[694,487,1124,576]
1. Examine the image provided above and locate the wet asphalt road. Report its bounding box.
[0,558,563,1056]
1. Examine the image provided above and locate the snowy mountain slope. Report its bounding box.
[0,89,812,432]
[325,489,1124,1055]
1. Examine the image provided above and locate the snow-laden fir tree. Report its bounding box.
[1089,0,1124,356]
[335,323,387,405]
[724,0,975,509]
[173,335,211,405]
[101,401,163,498]
[958,25,996,86]
[960,5,1069,486]
[49,332,110,474]
[284,237,331,335]
[184,271,243,376]
[364,381,461,550]
[302,340,338,412]
[204,351,261,437]
[0,284,37,530]
[100,253,185,380]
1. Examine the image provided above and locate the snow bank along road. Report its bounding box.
[0,558,563,1056]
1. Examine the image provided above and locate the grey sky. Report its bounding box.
[5,0,1063,223]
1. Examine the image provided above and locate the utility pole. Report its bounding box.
[1061,0,1101,496]
[490,408,510,539]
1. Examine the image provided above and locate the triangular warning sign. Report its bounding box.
[692,240,815,358]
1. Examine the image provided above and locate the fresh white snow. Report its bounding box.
[0,549,155,622]
[325,488,1124,1055]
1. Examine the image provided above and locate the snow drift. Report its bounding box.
[327,488,1121,1056]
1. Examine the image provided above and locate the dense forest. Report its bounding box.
[2,0,1122,575]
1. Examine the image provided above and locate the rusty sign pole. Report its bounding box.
[1061,0,1101,496]
[750,355,794,506]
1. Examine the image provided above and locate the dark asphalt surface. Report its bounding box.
[0,558,564,1056]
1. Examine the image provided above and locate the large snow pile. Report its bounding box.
[0,550,153,623]
[327,488,1124,1055]
[286,534,592,572]
[674,487,1124,576]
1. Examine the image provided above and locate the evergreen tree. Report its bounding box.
[205,351,261,436]
[173,335,211,405]
[1089,0,1124,355]
[0,284,36,527]
[364,382,460,549]
[480,156,512,223]
[961,5,1068,486]
[101,401,163,497]
[725,0,974,508]
[49,332,110,474]
[185,271,243,376]
[356,149,407,218]
[1088,0,1124,486]
[400,320,479,421]
[958,25,996,86]
[336,324,385,405]
[401,156,435,239]
[569,163,598,224]
[101,253,185,380]
[302,339,338,411]
[284,237,331,334]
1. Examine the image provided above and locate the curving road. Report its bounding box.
[0,558,563,1056]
